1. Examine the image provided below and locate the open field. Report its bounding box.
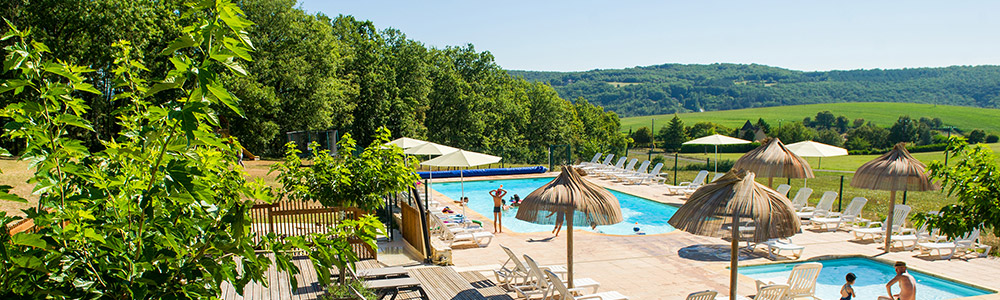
[620,102,1000,133]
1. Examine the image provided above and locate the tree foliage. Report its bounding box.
[657,115,688,151]
[916,138,1000,239]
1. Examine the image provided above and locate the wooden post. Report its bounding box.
[884,190,897,252]
[567,211,575,288]
[730,210,739,300]
[673,153,679,185]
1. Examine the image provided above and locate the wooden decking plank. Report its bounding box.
[459,271,514,299]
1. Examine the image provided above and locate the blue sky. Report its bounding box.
[299,1,1000,72]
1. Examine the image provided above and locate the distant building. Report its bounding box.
[739,120,768,142]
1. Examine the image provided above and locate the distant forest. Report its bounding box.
[509,64,1000,117]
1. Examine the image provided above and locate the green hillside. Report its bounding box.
[619,102,1000,133]
[509,64,1000,117]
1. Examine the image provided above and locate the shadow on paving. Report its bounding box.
[679,244,756,262]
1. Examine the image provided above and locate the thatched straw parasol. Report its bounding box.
[516,166,623,287]
[733,137,814,187]
[851,143,937,252]
[669,170,801,300]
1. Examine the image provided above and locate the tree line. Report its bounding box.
[3,0,627,160]
[509,63,1000,117]
[630,111,997,153]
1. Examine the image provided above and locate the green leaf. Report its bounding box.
[161,34,196,55]
[73,82,102,95]
[13,256,46,272]
[206,81,245,117]
[11,233,47,249]
[54,114,95,131]
[0,79,30,94]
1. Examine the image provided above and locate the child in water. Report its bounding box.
[841,272,856,300]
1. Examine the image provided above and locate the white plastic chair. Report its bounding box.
[755,262,821,300]
[852,204,911,242]
[811,197,868,232]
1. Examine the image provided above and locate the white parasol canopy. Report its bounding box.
[386,137,428,149]
[682,134,752,173]
[786,140,847,169]
[422,150,502,220]
[404,142,459,155]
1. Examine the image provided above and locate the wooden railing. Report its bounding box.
[248,200,377,259]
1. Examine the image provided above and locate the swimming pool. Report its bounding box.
[433,177,678,235]
[738,257,993,299]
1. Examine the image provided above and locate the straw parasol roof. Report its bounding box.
[733,137,814,186]
[668,170,800,299]
[851,143,937,252]
[516,166,622,288]
[851,143,936,192]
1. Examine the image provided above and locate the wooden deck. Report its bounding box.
[220,256,512,300]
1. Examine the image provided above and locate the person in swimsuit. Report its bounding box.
[879,261,916,300]
[840,272,856,300]
[545,211,565,236]
[489,186,507,233]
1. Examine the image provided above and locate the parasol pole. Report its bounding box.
[460,168,466,223]
[567,210,575,288]
[884,190,897,252]
[730,210,739,299]
[715,145,719,174]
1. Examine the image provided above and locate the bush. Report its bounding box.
[651,155,666,167]
[968,129,987,144]
[683,159,735,172]
[987,134,999,143]
[847,143,948,155]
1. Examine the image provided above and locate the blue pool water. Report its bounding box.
[739,257,993,300]
[433,177,678,235]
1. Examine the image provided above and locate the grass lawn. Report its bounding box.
[620,102,1000,134]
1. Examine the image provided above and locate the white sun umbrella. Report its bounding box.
[786,141,848,187]
[385,137,428,149]
[405,142,459,206]
[682,134,752,174]
[421,150,502,222]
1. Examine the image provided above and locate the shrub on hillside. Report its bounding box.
[987,134,999,143]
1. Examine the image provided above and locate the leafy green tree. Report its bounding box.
[0,3,276,298]
[572,97,628,159]
[657,114,687,152]
[853,118,866,128]
[632,126,653,147]
[888,116,918,144]
[771,122,816,144]
[845,136,871,150]
[687,122,718,138]
[847,122,891,149]
[755,118,771,134]
[815,129,845,147]
[987,134,999,143]
[814,111,835,129]
[916,138,1000,245]
[967,129,987,144]
[835,116,850,133]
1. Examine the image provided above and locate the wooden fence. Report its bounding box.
[248,200,377,259]
[399,200,427,259]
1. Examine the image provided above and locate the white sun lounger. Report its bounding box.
[775,184,791,197]
[615,160,649,182]
[852,204,911,242]
[574,153,602,169]
[545,269,628,300]
[890,211,943,250]
[515,255,599,299]
[755,284,790,300]
[626,162,663,185]
[665,170,709,195]
[710,172,724,183]
[439,224,493,247]
[685,290,717,300]
[763,238,805,260]
[796,191,837,221]
[603,158,637,178]
[811,197,868,232]
[494,244,567,287]
[581,154,614,171]
[594,157,628,176]
[917,228,989,259]
[755,262,821,300]
[789,187,813,211]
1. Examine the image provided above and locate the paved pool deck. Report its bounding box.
[427,171,1000,299]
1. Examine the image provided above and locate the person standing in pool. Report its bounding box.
[489,186,507,233]
[545,211,565,236]
[840,272,856,300]
[879,261,916,300]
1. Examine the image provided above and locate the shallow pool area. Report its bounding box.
[738,257,993,300]
[432,177,678,235]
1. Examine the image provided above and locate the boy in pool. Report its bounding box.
[841,272,856,300]
[489,186,507,233]
[878,261,916,300]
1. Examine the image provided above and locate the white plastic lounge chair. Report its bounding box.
[755,262,821,300]
[494,245,566,287]
[356,266,408,279]
[796,191,837,221]
[775,184,791,197]
[891,211,943,250]
[626,162,662,185]
[763,238,805,260]
[917,228,987,259]
[545,270,628,300]
[581,154,614,171]
[613,160,647,182]
[811,197,868,232]
[665,170,709,195]
[430,214,483,237]
[852,204,911,241]
[685,290,717,300]
[515,255,600,299]
[439,224,493,247]
[574,153,602,168]
[789,187,813,211]
[754,284,789,300]
[594,157,627,176]
[603,158,637,178]
[710,173,724,182]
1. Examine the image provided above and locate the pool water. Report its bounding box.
[433,177,678,235]
[738,257,993,299]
